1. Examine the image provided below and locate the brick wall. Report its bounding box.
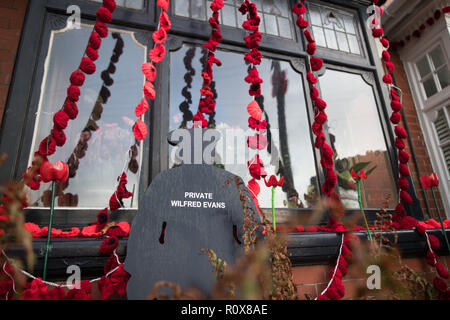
[293,255,450,299]
[0,0,28,124]
[389,50,446,220]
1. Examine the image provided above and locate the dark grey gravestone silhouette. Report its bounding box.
[125,128,260,300]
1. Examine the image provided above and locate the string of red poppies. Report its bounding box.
[189,0,224,128]
[390,6,450,50]
[292,1,341,232]
[422,231,449,299]
[0,249,129,300]
[21,0,117,192]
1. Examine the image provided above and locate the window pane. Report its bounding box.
[264,13,278,36]
[191,0,206,20]
[336,31,350,53]
[347,34,360,55]
[222,4,237,27]
[437,66,450,89]
[312,26,327,47]
[169,45,319,208]
[28,26,145,208]
[90,0,144,9]
[175,0,190,17]
[319,70,398,209]
[417,56,431,79]
[278,17,292,39]
[324,28,338,50]
[309,7,323,26]
[343,14,356,34]
[430,46,446,69]
[423,77,438,98]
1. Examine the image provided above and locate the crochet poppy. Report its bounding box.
[390,112,401,124]
[144,81,156,100]
[103,0,116,13]
[385,61,395,74]
[135,98,149,117]
[244,31,262,49]
[249,83,261,97]
[96,7,112,23]
[85,46,99,62]
[304,29,315,43]
[310,57,323,72]
[314,132,325,148]
[398,177,409,190]
[394,126,407,139]
[160,11,171,30]
[94,21,108,38]
[244,48,262,65]
[247,155,267,180]
[157,0,169,11]
[100,236,119,255]
[245,67,263,84]
[428,234,440,251]
[63,100,79,120]
[436,263,449,279]
[67,85,81,102]
[88,31,102,50]
[391,100,402,112]
[433,276,447,293]
[398,150,410,164]
[320,143,334,169]
[292,2,306,15]
[106,225,127,238]
[296,16,309,29]
[248,117,267,131]
[109,264,130,296]
[210,0,224,12]
[307,42,317,55]
[133,119,148,141]
[399,163,410,177]
[400,190,413,205]
[382,50,390,62]
[199,97,215,114]
[95,208,109,232]
[307,72,318,84]
[79,57,96,75]
[152,28,167,45]
[310,86,319,100]
[70,70,85,87]
[242,18,261,31]
[149,44,166,63]
[54,110,70,129]
[141,62,157,82]
[372,28,383,38]
[192,111,208,128]
[380,38,389,48]
[314,98,327,111]
[383,74,393,84]
[51,126,66,147]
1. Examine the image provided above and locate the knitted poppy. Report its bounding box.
[242,18,261,31]
[88,31,102,50]
[249,83,261,97]
[96,7,112,23]
[390,112,401,124]
[210,0,224,12]
[54,110,70,129]
[307,42,317,55]
[324,169,337,191]
[383,74,393,84]
[157,0,169,11]
[382,50,390,62]
[247,155,267,180]
[135,98,149,117]
[428,234,440,251]
[248,117,267,131]
[434,276,447,293]
[208,54,222,67]
[67,85,81,102]
[51,126,66,147]
[394,126,407,139]
[315,111,327,125]
[244,31,262,49]
[152,28,167,45]
[245,67,263,84]
[103,0,116,13]
[160,11,171,30]
[292,2,306,15]
[70,70,85,87]
[310,86,319,100]
[244,48,262,65]
[63,100,78,120]
[304,29,315,43]
[95,207,109,231]
[394,138,405,151]
[144,81,156,100]
[372,28,383,38]
[296,16,309,29]
[380,38,389,48]
[398,150,410,164]
[79,57,96,75]
[141,62,157,82]
[399,163,410,177]
[310,57,323,72]
[320,143,334,169]
[149,44,166,63]
[400,190,413,205]
[314,98,327,111]
[94,21,108,38]
[192,111,208,128]
[204,40,219,52]
[109,264,130,296]
[385,61,395,74]
[397,177,409,190]
[199,97,215,114]
[307,72,318,84]
[391,100,402,112]
[85,46,99,62]
[436,263,449,279]
[133,118,148,141]
[106,225,127,238]
[100,236,119,255]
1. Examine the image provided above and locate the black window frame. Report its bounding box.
[0,0,424,233]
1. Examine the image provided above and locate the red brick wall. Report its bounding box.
[293,256,450,299]
[0,0,28,124]
[389,50,446,220]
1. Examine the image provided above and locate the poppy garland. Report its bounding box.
[192,0,224,128]
[135,1,172,140]
[23,0,117,192]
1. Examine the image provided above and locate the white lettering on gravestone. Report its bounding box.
[171,192,226,209]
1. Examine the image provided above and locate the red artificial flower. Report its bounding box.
[54,110,70,129]
[398,177,409,190]
[210,0,224,12]
[96,208,109,231]
[292,2,306,15]
[248,117,267,131]
[296,16,309,29]
[88,31,102,50]
[198,97,215,114]
[149,44,166,63]
[242,17,261,31]
[416,222,428,236]
[304,29,315,43]
[95,21,108,38]
[244,31,262,49]
[100,236,119,255]
[398,150,410,164]
[81,224,103,237]
[244,48,262,65]
[436,263,449,279]
[383,74,393,84]
[382,50,390,62]
[63,100,78,120]
[314,98,327,111]
[310,57,323,72]
[307,42,317,55]
[247,133,268,150]
[109,264,130,296]
[400,190,413,205]
[133,119,148,141]
[135,98,149,117]
[390,112,401,124]
[310,86,319,100]
[244,67,263,85]
[210,29,223,44]
[249,83,261,97]
[307,72,318,84]
[66,280,92,300]
[67,85,81,102]
[106,225,127,238]
[380,38,389,48]
[372,28,383,38]
[430,172,439,187]
[38,136,56,156]
[22,171,41,191]
[192,111,208,128]
[103,0,116,13]
[351,169,368,180]
[204,40,219,52]
[314,131,324,147]
[320,143,334,169]
[79,57,96,75]
[70,70,85,87]
[141,62,157,82]
[144,81,156,100]
[159,11,171,30]
[394,126,407,139]
[152,28,167,45]
[51,126,66,147]
[434,276,448,293]
[85,46,99,62]
[40,160,69,183]
[157,0,169,11]
[247,154,267,180]
[97,7,112,23]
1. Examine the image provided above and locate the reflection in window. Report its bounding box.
[89,0,144,10]
[433,106,450,175]
[28,25,146,208]
[415,45,450,99]
[169,44,319,208]
[306,3,361,55]
[174,0,294,39]
[319,70,398,209]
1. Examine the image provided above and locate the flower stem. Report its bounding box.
[43,180,56,281]
[431,187,450,254]
[272,186,276,233]
[357,179,372,242]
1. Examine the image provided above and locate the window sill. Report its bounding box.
[6,229,449,280]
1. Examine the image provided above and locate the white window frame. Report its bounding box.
[400,13,450,217]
